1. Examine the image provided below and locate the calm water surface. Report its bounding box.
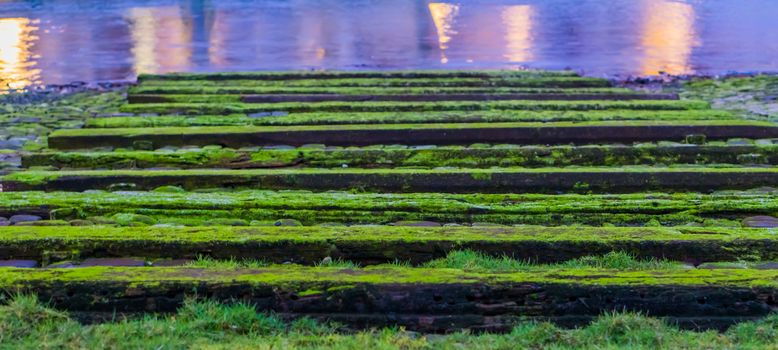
[1,0,777,89]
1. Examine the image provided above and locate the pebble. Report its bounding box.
[274,219,303,226]
[9,214,42,225]
[742,215,778,228]
[0,217,8,226]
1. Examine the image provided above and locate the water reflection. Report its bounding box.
[502,5,534,63]
[0,0,776,85]
[428,2,459,64]
[127,6,192,75]
[0,17,40,90]
[639,0,698,75]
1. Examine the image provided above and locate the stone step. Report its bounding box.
[5,167,778,192]
[2,265,777,331]
[46,121,772,150]
[1,226,776,264]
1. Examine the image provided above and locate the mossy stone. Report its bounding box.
[14,220,70,226]
[111,213,156,226]
[152,185,186,193]
[69,219,94,226]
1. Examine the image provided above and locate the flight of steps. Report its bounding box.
[2,70,778,332]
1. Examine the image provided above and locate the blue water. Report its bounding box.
[1,0,777,88]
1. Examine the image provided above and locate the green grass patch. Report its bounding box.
[7,294,778,349]
[423,250,684,272]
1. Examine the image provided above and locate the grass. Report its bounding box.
[178,251,689,272]
[422,250,684,272]
[183,255,270,269]
[2,294,778,349]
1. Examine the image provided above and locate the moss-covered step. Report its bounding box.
[6,167,778,192]
[23,142,778,170]
[6,189,777,227]
[2,265,778,331]
[136,70,580,81]
[127,93,679,104]
[2,226,778,264]
[137,77,611,89]
[129,86,635,96]
[118,100,710,115]
[47,121,776,150]
[85,110,738,128]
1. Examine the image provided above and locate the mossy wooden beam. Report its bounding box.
[136,76,608,88]
[84,110,738,128]
[136,70,581,81]
[1,189,772,226]
[1,226,777,264]
[1,266,777,331]
[127,93,679,104]
[46,121,774,149]
[129,86,633,95]
[5,167,778,192]
[117,100,710,115]
[22,143,778,170]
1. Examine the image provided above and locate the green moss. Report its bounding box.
[51,119,764,139]
[2,264,778,287]
[682,75,778,121]
[118,99,711,115]
[129,86,633,95]
[0,225,776,264]
[5,189,776,226]
[84,110,738,128]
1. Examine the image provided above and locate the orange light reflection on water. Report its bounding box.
[428,2,459,64]
[640,0,698,75]
[502,5,534,63]
[0,17,40,91]
[127,7,192,75]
